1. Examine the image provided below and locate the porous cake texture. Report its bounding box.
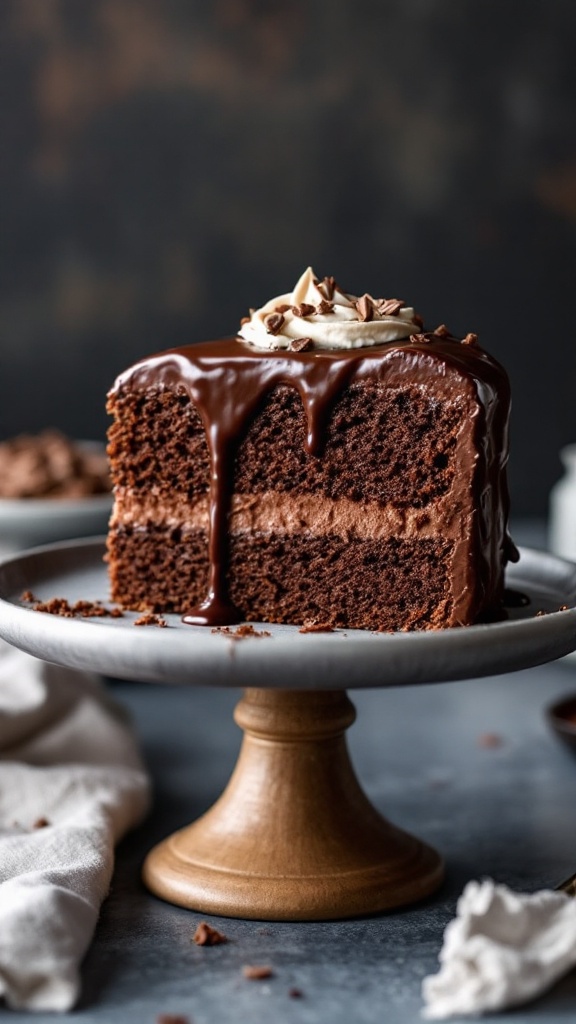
[106,270,514,633]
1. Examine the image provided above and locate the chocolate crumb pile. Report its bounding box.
[21,591,173,627]
[134,612,168,627]
[192,921,228,946]
[22,593,124,619]
[0,430,110,499]
[211,624,271,640]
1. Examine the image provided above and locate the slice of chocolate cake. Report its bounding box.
[106,268,515,631]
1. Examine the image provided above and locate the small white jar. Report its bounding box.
[549,445,576,561]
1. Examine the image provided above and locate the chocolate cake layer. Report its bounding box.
[107,336,514,631]
[109,382,464,507]
[108,523,454,631]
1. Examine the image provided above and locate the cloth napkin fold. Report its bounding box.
[422,878,576,1018]
[0,640,150,1012]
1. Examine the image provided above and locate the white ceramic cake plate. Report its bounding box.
[0,537,575,922]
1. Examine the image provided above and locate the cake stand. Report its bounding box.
[0,538,575,921]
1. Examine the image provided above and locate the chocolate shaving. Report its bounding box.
[462,332,478,346]
[21,590,37,603]
[376,298,404,317]
[315,275,337,300]
[409,333,432,344]
[264,313,285,335]
[292,302,315,318]
[433,324,450,337]
[274,303,292,314]
[192,921,228,946]
[316,299,334,315]
[289,338,314,352]
[242,965,274,980]
[355,294,374,322]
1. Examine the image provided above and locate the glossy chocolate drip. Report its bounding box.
[112,336,514,627]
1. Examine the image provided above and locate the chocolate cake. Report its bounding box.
[106,268,515,631]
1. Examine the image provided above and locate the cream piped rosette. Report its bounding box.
[238,267,422,350]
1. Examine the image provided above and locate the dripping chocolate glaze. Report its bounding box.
[111,337,517,627]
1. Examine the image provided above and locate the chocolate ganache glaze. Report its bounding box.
[111,333,517,628]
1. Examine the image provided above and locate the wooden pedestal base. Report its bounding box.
[142,688,444,920]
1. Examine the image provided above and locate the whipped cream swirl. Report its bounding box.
[238,267,422,350]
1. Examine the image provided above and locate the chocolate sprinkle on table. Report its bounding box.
[477,732,503,749]
[192,921,228,946]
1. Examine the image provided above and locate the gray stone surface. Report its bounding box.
[8,661,576,1024]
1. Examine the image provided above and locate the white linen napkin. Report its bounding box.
[0,640,150,1012]
[422,878,576,1018]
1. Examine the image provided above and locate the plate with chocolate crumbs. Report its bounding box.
[0,436,112,548]
[0,539,575,690]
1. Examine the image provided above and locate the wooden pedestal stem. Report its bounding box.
[142,688,444,920]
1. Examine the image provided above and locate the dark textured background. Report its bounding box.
[1,0,575,514]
